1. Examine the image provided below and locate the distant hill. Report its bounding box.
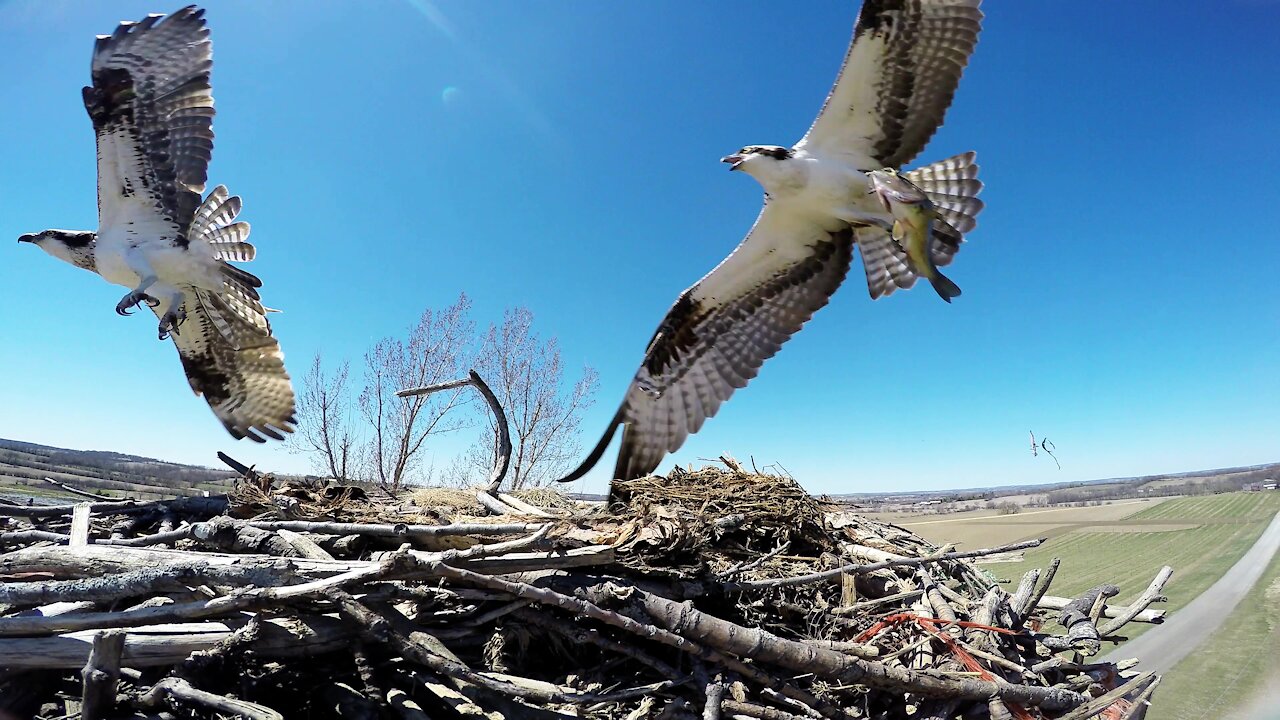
[2,436,1275,506]
[0,437,235,501]
[832,461,1280,505]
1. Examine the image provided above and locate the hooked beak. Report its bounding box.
[721,154,744,171]
[17,234,37,244]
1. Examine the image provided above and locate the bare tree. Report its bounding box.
[359,294,474,492]
[455,307,598,489]
[289,354,358,480]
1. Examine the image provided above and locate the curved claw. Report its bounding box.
[116,290,157,317]
[158,309,188,341]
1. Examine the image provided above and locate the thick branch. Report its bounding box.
[1099,566,1173,637]
[624,586,1083,709]
[244,520,544,537]
[1019,557,1059,618]
[80,630,126,720]
[0,615,351,669]
[0,551,416,637]
[728,539,1044,591]
[329,591,674,706]
[136,677,283,720]
[1037,594,1165,624]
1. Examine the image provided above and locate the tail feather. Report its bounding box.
[929,218,963,268]
[209,221,255,262]
[188,185,259,263]
[188,186,240,238]
[213,262,270,336]
[857,226,918,299]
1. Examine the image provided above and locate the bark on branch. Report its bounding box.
[136,677,284,720]
[621,586,1084,710]
[1099,566,1173,637]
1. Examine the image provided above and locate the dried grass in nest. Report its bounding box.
[410,487,485,515]
[510,486,576,509]
[609,466,835,568]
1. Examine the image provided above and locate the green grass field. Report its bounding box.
[1000,492,1280,644]
[1150,550,1280,720]
[989,492,1280,720]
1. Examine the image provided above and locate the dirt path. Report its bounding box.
[1100,510,1280,673]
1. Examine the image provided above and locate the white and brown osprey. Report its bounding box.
[560,0,985,483]
[19,6,296,442]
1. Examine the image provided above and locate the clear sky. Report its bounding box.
[1,1,1278,496]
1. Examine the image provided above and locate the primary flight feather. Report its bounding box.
[19,6,296,442]
[560,0,985,484]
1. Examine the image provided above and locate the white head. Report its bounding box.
[18,229,98,271]
[721,145,800,192]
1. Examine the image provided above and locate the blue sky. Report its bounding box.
[1,1,1278,496]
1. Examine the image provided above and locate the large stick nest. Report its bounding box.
[0,462,1166,720]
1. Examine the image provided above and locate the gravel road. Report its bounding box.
[1101,510,1280,673]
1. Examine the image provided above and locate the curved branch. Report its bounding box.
[467,370,512,492]
[397,370,512,493]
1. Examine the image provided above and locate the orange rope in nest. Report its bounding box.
[857,614,1039,720]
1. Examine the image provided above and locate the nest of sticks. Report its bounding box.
[0,458,1170,720]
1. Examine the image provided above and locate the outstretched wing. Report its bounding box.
[797,0,982,168]
[84,6,214,237]
[155,288,296,442]
[561,208,855,483]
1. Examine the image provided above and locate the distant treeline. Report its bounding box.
[1036,467,1279,505]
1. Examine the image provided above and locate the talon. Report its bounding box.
[115,290,157,316]
[158,308,187,340]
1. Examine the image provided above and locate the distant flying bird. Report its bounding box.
[867,167,962,302]
[559,0,985,484]
[1030,432,1060,469]
[19,7,296,442]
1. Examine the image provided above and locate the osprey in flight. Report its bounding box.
[19,7,296,442]
[560,0,985,483]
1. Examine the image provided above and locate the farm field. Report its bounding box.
[999,493,1280,643]
[990,493,1280,720]
[866,497,1170,548]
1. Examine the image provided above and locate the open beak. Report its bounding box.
[721,154,744,171]
[17,234,36,244]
